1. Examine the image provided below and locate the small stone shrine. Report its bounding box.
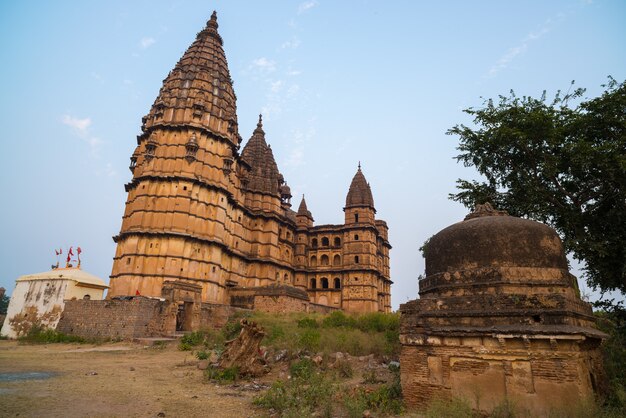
[400,204,606,415]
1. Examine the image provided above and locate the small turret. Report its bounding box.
[240,114,283,196]
[344,163,376,225]
[296,195,314,228]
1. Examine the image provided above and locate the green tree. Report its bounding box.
[448,77,626,295]
[0,293,9,315]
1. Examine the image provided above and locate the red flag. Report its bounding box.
[55,249,60,256]
[68,247,74,257]
[77,247,82,255]
[135,290,141,296]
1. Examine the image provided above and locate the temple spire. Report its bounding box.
[142,11,238,144]
[297,194,314,223]
[345,165,375,209]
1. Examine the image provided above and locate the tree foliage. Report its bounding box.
[448,77,626,295]
[0,293,9,315]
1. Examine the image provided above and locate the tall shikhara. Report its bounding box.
[109,12,392,313]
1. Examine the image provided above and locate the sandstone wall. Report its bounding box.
[57,298,166,340]
[308,303,339,314]
[57,298,250,340]
[254,294,308,313]
[200,303,248,329]
[400,336,604,416]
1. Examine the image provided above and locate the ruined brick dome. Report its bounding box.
[425,203,568,277]
[411,202,603,337]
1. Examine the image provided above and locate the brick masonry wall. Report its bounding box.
[254,295,308,313]
[57,298,166,340]
[309,303,339,314]
[200,303,249,329]
[400,336,603,415]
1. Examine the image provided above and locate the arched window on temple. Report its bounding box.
[321,277,329,289]
[334,237,341,247]
[333,254,341,266]
[310,278,317,289]
[310,256,317,267]
[334,278,341,289]
[311,238,318,248]
[321,255,329,266]
[321,237,329,247]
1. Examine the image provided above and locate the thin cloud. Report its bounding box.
[139,37,156,49]
[284,125,316,169]
[270,80,284,93]
[62,115,91,134]
[298,1,318,15]
[90,72,104,83]
[281,37,301,49]
[250,57,276,73]
[62,114,102,157]
[105,163,117,177]
[487,18,556,77]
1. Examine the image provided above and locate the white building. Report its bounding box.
[1,267,108,339]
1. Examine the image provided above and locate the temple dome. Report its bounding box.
[345,165,374,209]
[425,204,568,276]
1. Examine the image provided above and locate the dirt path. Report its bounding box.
[0,340,263,418]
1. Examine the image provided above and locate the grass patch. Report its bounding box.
[289,358,315,379]
[342,363,403,416]
[177,328,226,352]
[18,326,88,344]
[205,366,239,383]
[424,397,477,418]
[245,311,400,356]
[253,372,334,417]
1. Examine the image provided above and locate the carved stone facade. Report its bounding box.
[399,204,606,415]
[108,12,391,313]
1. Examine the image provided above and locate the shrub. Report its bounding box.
[19,326,86,344]
[322,311,357,329]
[178,341,193,351]
[298,328,321,352]
[222,319,243,340]
[266,323,285,343]
[195,350,209,360]
[178,329,225,352]
[362,369,382,384]
[425,397,476,418]
[253,373,333,417]
[356,312,399,333]
[289,358,315,380]
[297,317,319,328]
[205,366,239,383]
[179,331,204,347]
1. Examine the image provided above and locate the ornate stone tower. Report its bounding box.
[297,166,392,313]
[109,12,244,302]
[108,12,392,313]
[341,165,391,312]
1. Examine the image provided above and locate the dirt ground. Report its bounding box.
[0,340,268,418]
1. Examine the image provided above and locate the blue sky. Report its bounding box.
[0,0,624,309]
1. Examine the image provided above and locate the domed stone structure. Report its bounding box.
[400,204,606,415]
